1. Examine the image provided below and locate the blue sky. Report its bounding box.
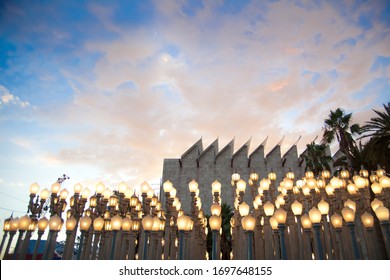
[0,0,389,234]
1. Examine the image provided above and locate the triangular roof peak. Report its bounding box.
[216,138,234,159]
[199,138,219,159]
[181,138,203,159]
[249,136,268,158]
[232,138,251,159]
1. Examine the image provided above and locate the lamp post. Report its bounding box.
[291,200,304,259]
[241,215,256,260]
[341,207,361,259]
[110,214,122,260]
[177,214,190,260]
[330,213,344,259]
[32,217,48,260]
[90,216,104,260]
[43,214,63,260]
[263,201,275,260]
[309,207,324,260]
[62,216,77,260]
[12,214,31,259]
[301,214,312,260]
[374,206,390,257]
[4,217,19,259]
[361,212,379,259]
[274,208,287,260]
[0,215,12,258]
[270,216,280,259]
[209,215,222,260]
[77,215,92,260]
[142,214,153,260]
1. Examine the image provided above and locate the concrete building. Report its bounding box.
[161,138,335,214]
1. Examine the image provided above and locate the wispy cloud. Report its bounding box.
[0,0,389,194]
[0,85,30,108]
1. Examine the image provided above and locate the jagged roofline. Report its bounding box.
[181,137,203,160]
[266,136,284,158]
[249,136,268,158]
[215,138,234,159]
[299,135,318,158]
[232,137,251,159]
[198,138,219,159]
[282,135,301,159]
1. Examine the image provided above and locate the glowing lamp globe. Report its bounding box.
[19,215,31,231]
[142,215,154,231]
[49,215,63,231]
[241,215,256,231]
[163,180,173,193]
[239,202,250,217]
[318,199,329,215]
[188,179,199,193]
[95,182,105,194]
[38,217,49,231]
[301,214,312,229]
[361,212,374,228]
[210,203,221,216]
[93,217,104,232]
[309,207,322,224]
[29,183,40,195]
[291,200,303,216]
[274,208,287,224]
[260,178,270,191]
[331,213,343,229]
[263,201,275,217]
[40,188,50,200]
[211,180,221,194]
[209,215,222,231]
[51,182,61,194]
[236,179,246,193]
[65,216,77,231]
[283,178,294,191]
[375,206,389,222]
[342,207,355,223]
[379,176,390,189]
[118,181,128,194]
[80,215,92,231]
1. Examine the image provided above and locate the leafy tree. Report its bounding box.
[321,108,361,170]
[301,142,333,175]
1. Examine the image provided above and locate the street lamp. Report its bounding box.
[274,208,287,260]
[77,215,92,260]
[177,215,190,260]
[212,180,221,203]
[210,203,221,216]
[13,215,31,259]
[110,214,122,260]
[142,214,153,260]
[43,214,63,260]
[341,207,361,259]
[374,206,390,257]
[361,212,379,259]
[209,215,222,260]
[291,200,304,259]
[309,207,324,260]
[241,215,256,260]
[62,216,77,260]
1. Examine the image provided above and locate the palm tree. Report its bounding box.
[301,142,333,176]
[321,108,361,170]
[359,103,390,171]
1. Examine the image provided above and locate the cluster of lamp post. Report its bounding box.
[0,166,390,260]
[0,179,210,260]
[228,167,390,260]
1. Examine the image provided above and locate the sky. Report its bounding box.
[0,0,389,238]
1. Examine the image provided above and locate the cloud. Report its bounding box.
[0,85,30,108]
[1,0,389,191]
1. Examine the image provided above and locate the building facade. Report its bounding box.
[161,138,336,214]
